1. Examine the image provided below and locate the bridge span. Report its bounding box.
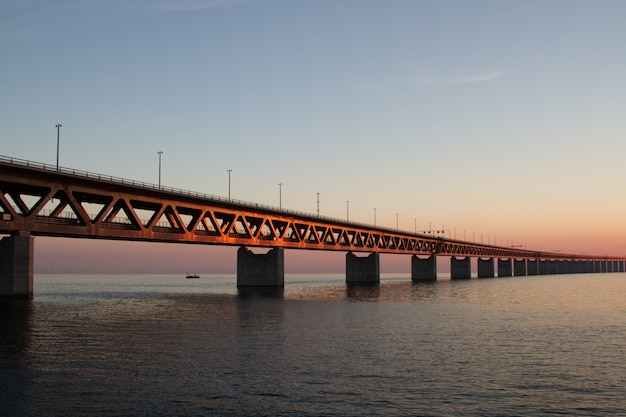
[1,155,625,298]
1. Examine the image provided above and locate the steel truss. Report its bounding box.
[0,158,619,261]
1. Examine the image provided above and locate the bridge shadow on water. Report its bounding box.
[237,287,285,299]
[345,283,381,301]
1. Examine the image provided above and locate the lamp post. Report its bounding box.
[227,169,232,200]
[55,124,62,171]
[278,183,283,209]
[316,192,320,216]
[157,151,163,188]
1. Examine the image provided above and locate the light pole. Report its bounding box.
[278,183,283,209]
[227,169,232,200]
[316,192,320,216]
[157,151,163,188]
[346,201,349,221]
[55,124,62,171]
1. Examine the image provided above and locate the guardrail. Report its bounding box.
[0,154,410,238]
[1,155,619,260]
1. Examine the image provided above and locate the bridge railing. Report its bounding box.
[0,154,402,236]
[2,155,619,260]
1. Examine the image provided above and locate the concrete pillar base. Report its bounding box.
[477,258,494,278]
[451,257,471,280]
[346,252,380,285]
[498,258,513,277]
[0,232,34,299]
[411,255,437,281]
[236,246,284,288]
[514,259,527,276]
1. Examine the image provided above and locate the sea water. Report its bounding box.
[1,273,625,416]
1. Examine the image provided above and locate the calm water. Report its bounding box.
[2,273,626,416]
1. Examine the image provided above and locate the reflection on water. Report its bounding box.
[1,273,626,416]
[0,300,33,356]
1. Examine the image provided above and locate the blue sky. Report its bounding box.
[2,0,626,272]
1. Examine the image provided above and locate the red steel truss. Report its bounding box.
[0,156,620,261]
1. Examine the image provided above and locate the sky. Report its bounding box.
[2,0,626,274]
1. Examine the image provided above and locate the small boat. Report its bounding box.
[185,272,200,279]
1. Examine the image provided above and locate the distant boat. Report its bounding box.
[185,272,200,279]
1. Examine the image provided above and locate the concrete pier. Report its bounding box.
[498,258,513,277]
[237,246,284,289]
[477,258,495,278]
[346,252,380,284]
[514,259,527,276]
[411,255,437,281]
[0,232,34,299]
[451,257,471,280]
[548,260,558,274]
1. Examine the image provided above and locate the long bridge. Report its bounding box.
[1,155,625,298]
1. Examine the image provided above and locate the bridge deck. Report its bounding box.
[0,156,620,261]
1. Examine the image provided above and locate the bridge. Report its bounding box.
[1,155,625,298]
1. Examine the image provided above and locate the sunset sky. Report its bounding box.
[2,0,626,273]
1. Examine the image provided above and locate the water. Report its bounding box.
[2,273,626,416]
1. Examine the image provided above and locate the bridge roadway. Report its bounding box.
[1,155,625,298]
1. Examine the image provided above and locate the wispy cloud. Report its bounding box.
[482,0,550,23]
[412,70,505,87]
[154,0,245,11]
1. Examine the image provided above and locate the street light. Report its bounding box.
[227,169,232,200]
[316,192,320,216]
[55,124,62,171]
[157,151,163,188]
[278,183,283,209]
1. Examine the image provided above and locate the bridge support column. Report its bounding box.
[498,258,512,277]
[527,259,539,275]
[0,232,34,299]
[548,260,558,274]
[514,259,527,276]
[477,258,494,278]
[346,252,380,285]
[411,255,437,281]
[573,260,582,274]
[237,247,284,289]
[451,257,471,280]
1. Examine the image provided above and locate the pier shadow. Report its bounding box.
[345,283,381,301]
[237,287,285,299]
[0,300,33,355]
